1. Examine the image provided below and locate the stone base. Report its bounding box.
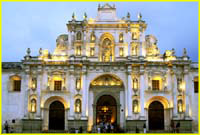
[68,120,88,133]
[22,119,42,133]
[172,120,193,133]
[126,120,146,133]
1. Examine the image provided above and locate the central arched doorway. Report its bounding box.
[49,101,65,130]
[148,101,164,130]
[96,95,117,125]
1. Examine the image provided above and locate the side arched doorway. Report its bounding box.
[49,101,65,130]
[148,101,164,130]
[96,95,117,125]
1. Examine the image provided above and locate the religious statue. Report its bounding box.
[102,38,112,62]
[31,99,36,113]
[172,48,175,56]
[178,100,183,113]
[27,48,31,56]
[39,48,42,56]
[183,48,187,56]
[75,99,81,113]
[138,12,142,21]
[133,100,138,113]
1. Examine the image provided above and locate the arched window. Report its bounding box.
[119,33,123,43]
[177,99,183,113]
[133,100,139,113]
[31,99,37,113]
[76,31,82,40]
[75,99,81,113]
[10,75,21,92]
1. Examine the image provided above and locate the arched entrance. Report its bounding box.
[148,101,164,130]
[96,95,117,125]
[49,101,65,130]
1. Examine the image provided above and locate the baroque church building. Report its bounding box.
[2,3,198,133]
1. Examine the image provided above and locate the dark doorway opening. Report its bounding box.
[96,95,117,125]
[49,101,65,130]
[148,101,164,130]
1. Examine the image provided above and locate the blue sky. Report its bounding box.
[2,2,198,62]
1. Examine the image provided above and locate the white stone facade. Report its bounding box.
[2,3,198,133]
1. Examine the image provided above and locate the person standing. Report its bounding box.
[4,121,9,133]
[176,121,180,133]
[170,121,175,133]
[143,123,146,133]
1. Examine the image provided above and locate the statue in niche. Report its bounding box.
[178,100,183,113]
[102,38,112,62]
[90,31,96,43]
[31,99,36,113]
[75,99,81,113]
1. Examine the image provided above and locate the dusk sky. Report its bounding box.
[2,2,198,62]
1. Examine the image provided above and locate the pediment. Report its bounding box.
[91,74,122,86]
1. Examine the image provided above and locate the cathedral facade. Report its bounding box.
[2,3,198,133]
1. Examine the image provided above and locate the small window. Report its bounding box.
[75,99,81,113]
[76,31,82,40]
[152,80,159,90]
[194,81,198,93]
[14,80,21,91]
[54,81,62,91]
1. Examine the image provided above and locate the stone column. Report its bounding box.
[83,31,86,56]
[42,71,48,90]
[81,71,87,119]
[127,31,132,56]
[172,72,178,118]
[42,108,49,131]
[139,68,145,118]
[23,73,29,118]
[184,69,190,118]
[127,70,133,119]
[36,74,42,117]
[139,26,146,57]
[88,91,94,131]
[65,109,69,131]
[69,72,74,118]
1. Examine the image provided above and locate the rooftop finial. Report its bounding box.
[39,48,42,56]
[83,12,87,19]
[72,12,76,20]
[183,48,187,56]
[27,48,31,56]
[127,12,130,19]
[138,12,142,21]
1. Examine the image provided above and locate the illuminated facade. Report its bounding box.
[2,3,198,133]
